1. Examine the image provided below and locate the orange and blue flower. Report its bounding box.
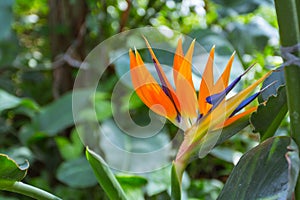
[129,38,271,131]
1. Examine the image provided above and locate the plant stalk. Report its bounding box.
[3,182,62,200]
[274,0,300,198]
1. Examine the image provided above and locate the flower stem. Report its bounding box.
[3,182,62,200]
[274,0,300,198]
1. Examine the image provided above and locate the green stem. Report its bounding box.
[274,0,300,198]
[3,182,62,200]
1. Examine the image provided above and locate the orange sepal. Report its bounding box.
[173,37,184,81]
[173,40,198,118]
[213,52,235,94]
[129,49,178,120]
[198,46,215,115]
[143,37,181,114]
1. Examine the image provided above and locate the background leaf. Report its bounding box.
[227,18,278,55]
[55,130,83,161]
[56,156,97,188]
[32,90,91,136]
[0,89,21,112]
[212,0,272,16]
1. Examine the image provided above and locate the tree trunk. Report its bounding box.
[48,0,87,98]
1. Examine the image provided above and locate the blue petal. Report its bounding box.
[206,76,241,105]
[205,64,256,110]
[229,81,277,117]
[229,92,260,117]
[197,113,203,122]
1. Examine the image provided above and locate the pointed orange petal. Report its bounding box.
[174,40,198,118]
[175,74,198,118]
[173,38,184,82]
[143,36,174,90]
[129,49,178,120]
[213,52,235,94]
[143,37,181,112]
[175,39,195,88]
[198,46,215,115]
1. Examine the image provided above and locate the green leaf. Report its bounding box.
[227,19,278,55]
[189,28,244,72]
[0,154,29,188]
[85,147,127,200]
[251,86,288,140]
[55,129,83,160]
[0,89,21,112]
[0,0,19,67]
[35,92,74,136]
[116,174,147,186]
[0,0,14,40]
[260,67,285,102]
[94,100,112,121]
[116,175,147,200]
[188,179,223,200]
[212,0,272,16]
[145,166,171,196]
[210,147,242,164]
[217,136,299,200]
[171,163,181,200]
[34,90,90,136]
[0,155,61,200]
[2,146,33,165]
[56,157,97,188]
[73,90,112,122]
[88,119,172,172]
[0,89,39,120]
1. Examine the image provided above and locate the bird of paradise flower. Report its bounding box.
[129,37,272,185]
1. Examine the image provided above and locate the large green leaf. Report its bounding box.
[56,157,97,188]
[0,154,29,188]
[85,147,127,200]
[251,86,287,140]
[217,136,299,200]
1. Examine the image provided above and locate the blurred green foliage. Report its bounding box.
[0,0,288,199]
